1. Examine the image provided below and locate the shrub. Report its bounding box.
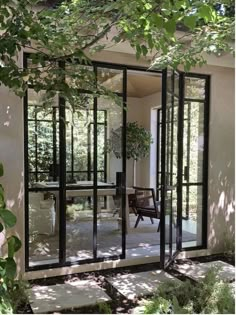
[143,268,235,314]
[98,302,112,314]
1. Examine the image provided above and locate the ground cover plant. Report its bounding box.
[143,268,235,314]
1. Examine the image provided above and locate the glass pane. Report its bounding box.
[37,121,53,172]
[65,94,94,262]
[66,193,93,262]
[97,68,123,93]
[27,89,59,187]
[65,64,95,91]
[65,95,93,184]
[183,102,204,183]
[29,190,59,266]
[96,96,123,257]
[182,185,202,247]
[185,77,205,99]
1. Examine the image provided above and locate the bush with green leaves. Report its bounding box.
[143,268,235,314]
[0,162,27,314]
[98,302,112,314]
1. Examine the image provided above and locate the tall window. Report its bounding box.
[27,91,107,185]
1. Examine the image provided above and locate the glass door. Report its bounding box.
[160,69,184,268]
[25,56,127,270]
[64,63,127,264]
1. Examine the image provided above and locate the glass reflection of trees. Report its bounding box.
[28,104,107,185]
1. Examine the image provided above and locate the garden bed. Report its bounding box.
[18,253,235,314]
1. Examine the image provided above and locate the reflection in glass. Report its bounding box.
[66,194,93,262]
[182,97,205,248]
[29,190,59,266]
[97,96,123,257]
[185,77,205,99]
[65,95,95,261]
[27,89,59,186]
[97,68,123,93]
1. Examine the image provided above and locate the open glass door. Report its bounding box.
[160,69,184,269]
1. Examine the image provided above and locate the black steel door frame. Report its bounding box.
[160,69,184,269]
[24,55,130,271]
[160,70,210,268]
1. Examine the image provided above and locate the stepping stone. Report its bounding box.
[107,270,179,300]
[28,280,111,314]
[175,260,235,282]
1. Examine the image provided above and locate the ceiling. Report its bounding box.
[99,70,162,98]
[127,72,162,97]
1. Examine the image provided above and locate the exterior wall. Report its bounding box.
[202,65,235,251]
[0,49,234,279]
[0,77,25,274]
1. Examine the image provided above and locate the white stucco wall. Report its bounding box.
[0,84,25,273]
[0,49,234,278]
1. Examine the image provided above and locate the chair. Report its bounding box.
[128,194,137,215]
[133,187,160,232]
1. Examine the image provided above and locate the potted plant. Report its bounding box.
[108,121,153,186]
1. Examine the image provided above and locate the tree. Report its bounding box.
[0,0,234,105]
[108,122,153,185]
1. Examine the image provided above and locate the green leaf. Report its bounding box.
[164,20,176,34]
[0,163,3,177]
[5,257,16,279]
[0,209,17,228]
[7,236,22,258]
[0,222,3,232]
[184,15,197,30]
[198,4,212,23]
[141,45,148,56]
[151,14,163,28]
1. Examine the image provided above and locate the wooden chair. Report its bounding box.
[128,193,138,215]
[133,187,161,232]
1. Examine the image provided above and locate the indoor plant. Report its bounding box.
[108,121,153,186]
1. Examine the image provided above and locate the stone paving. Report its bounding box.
[29,260,235,313]
[174,260,235,282]
[106,270,180,300]
[28,280,111,314]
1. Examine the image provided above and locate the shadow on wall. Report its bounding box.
[0,88,25,275]
[208,155,235,252]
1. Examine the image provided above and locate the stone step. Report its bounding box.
[106,270,180,300]
[28,280,111,314]
[174,260,235,282]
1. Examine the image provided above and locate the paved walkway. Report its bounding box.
[29,260,235,313]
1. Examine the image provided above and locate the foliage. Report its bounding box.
[0,162,25,313]
[0,0,234,108]
[108,121,153,161]
[98,302,112,314]
[143,268,235,314]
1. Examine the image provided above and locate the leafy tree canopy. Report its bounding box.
[0,0,234,105]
